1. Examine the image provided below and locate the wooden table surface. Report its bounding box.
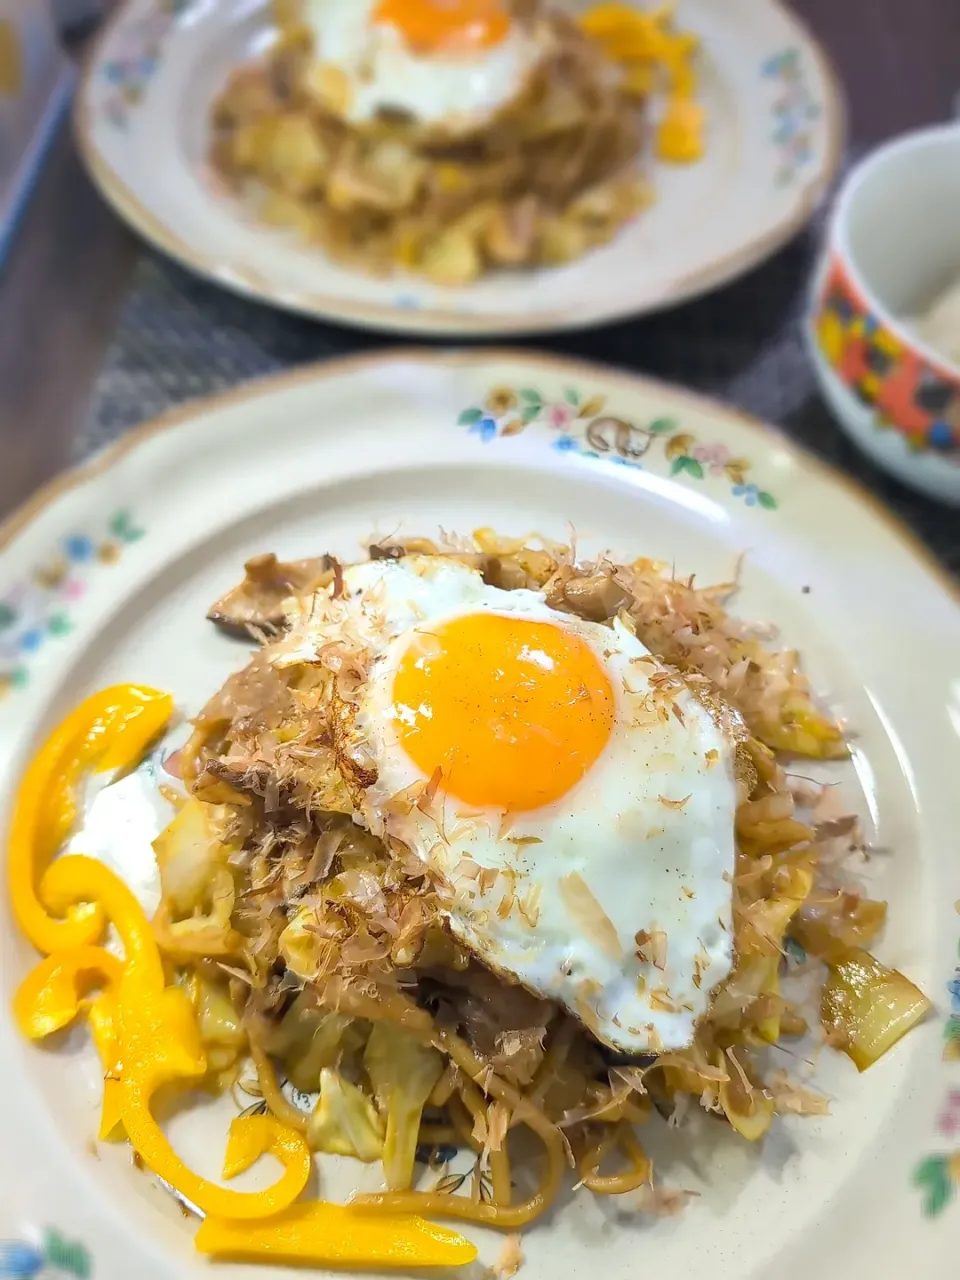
[0,0,956,521]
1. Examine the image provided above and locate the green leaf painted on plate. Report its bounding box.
[43,1229,91,1280]
[519,388,542,404]
[109,509,145,543]
[47,612,72,637]
[0,602,17,631]
[648,417,677,434]
[757,491,778,510]
[458,407,483,426]
[563,387,580,405]
[912,1155,953,1219]
[521,404,542,424]
[671,456,704,479]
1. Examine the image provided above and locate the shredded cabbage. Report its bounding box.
[154,799,234,915]
[308,1067,385,1160]
[821,948,931,1071]
[184,974,247,1083]
[153,799,240,955]
[717,1048,774,1141]
[194,978,246,1047]
[266,991,363,1093]
[792,895,887,962]
[364,1023,443,1190]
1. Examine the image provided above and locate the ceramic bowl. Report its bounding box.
[806,123,960,504]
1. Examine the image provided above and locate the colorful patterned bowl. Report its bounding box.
[806,124,960,504]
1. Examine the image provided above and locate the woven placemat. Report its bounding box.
[80,232,960,575]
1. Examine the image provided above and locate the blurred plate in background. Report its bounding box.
[76,0,844,334]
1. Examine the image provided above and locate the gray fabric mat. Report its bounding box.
[81,233,959,574]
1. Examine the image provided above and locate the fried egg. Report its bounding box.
[300,0,547,133]
[274,555,737,1054]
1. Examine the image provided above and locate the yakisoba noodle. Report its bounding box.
[140,529,932,1232]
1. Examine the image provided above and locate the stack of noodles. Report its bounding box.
[150,530,928,1229]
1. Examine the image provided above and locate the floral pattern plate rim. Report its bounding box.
[73,0,843,335]
[0,349,958,1280]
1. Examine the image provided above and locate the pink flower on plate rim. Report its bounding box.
[936,1089,960,1137]
[544,402,576,430]
[692,442,731,475]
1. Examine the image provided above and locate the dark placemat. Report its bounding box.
[80,231,960,576]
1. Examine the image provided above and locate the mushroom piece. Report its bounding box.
[207,553,335,638]
[544,567,633,621]
[483,196,540,266]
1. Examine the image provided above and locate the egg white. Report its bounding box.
[300,0,547,132]
[275,555,738,1054]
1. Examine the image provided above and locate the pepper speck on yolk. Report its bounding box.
[392,613,615,812]
[373,0,510,52]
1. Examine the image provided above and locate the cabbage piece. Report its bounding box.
[709,955,781,1043]
[753,956,782,1045]
[181,974,246,1083]
[278,907,317,981]
[153,799,242,957]
[205,1044,246,1075]
[791,895,887,963]
[154,798,233,915]
[821,948,931,1071]
[736,861,814,959]
[307,1067,385,1161]
[653,1047,727,1105]
[279,905,348,984]
[716,1048,774,1141]
[266,990,363,1093]
[364,1023,443,1189]
[194,977,246,1050]
[760,698,846,760]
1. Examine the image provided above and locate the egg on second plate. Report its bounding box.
[274,554,738,1055]
[298,0,549,135]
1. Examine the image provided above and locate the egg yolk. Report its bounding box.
[373,0,510,52]
[392,613,615,812]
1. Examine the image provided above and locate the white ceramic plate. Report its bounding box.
[1,350,958,1280]
[75,0,843,335]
